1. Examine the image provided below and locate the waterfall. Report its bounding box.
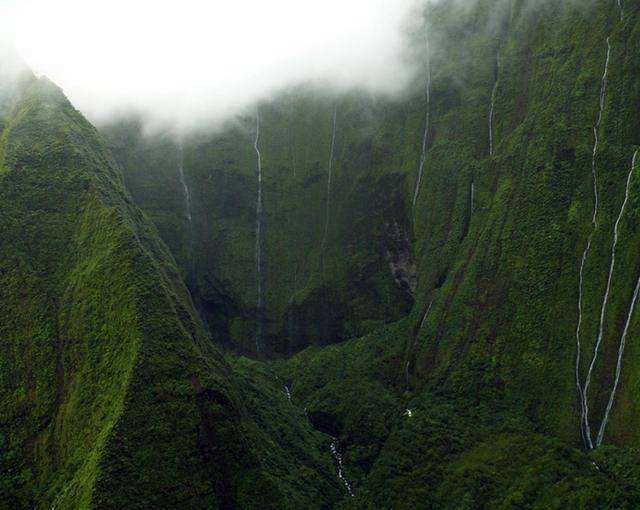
[405,359,411,389]
[330,440,354,497]
[284,385,292,402]
[177,140,196,282]
[617,0,624,21]
[575,37,611,449]
[321,105,338,255]
[420,299,434,330]
[405,299,434,389]
[254,110,264,354]
[412,31,431,217]
[596,150,639,446]
[470,182,475,214]
[576,235,593,447]
[587,146,636,444]
[597,273,640,445]
[489,50,500,156]
[177,141,192,223]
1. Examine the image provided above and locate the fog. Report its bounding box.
[2,0,424,130]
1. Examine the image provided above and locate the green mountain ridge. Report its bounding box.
[0,74,342,509]
[2,0,640,507]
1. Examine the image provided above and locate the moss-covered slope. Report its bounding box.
[274,0,640,506]
[105,0,640,506]
[0,75,341,509]
[103,0,640,451]
[103,90,416,356]
[4,0,639,507]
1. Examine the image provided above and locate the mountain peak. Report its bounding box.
[0,44,35,119]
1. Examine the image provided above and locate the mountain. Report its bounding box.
[0,58,341,510]
[2,0,640,508]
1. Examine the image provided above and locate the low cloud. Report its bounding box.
[4,0,424,131]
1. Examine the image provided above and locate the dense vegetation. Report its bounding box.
[0,63,342,509]
[104,90,415,357]
[2,0,640,507]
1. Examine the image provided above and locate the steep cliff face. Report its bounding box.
[3,0,640,507]
[105,0,640,444]
[0,73,341,509]
[281,0,640,506]
[105,92,416,357]
[101,0,640,506]
[408,0,640,446]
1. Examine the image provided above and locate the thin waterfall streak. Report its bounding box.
[617,0,624,21]
[412,32,431,215]
[581,37,611,448]
[576,236,593,448]
[420,300,434,330]
[590,148,636,415]
[405,359,410,389]
[489,51,500,156]
[405,299,434,389]
[177,141,192,223]
[596,150,639,446]
[470,182,475,214]
[321,105,338,255]
[597,274,640,445]
[254,110,263,353]
[177,141,196,281]
[330,441,354,497]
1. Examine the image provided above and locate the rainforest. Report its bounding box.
[1,0,640,508]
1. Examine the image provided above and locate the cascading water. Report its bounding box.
[254,110,264,354]
[596,150,639,446]
[405,299,434,388]
[273,375,352,493]
[617,0,624,21]
[321,105,338,256]
[177,141,192,223]
[577,37,611,449]
[420,299,434,330]
[470,182,475,215]
[177,140,196,283]
[488,50,500,157]
[412,31,431,218]
[405,359,411,389]
[330,440,354,497]
[586,145,635,446]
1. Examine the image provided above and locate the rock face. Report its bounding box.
[3,0,640,508]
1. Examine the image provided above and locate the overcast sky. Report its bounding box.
[1,0,424,130]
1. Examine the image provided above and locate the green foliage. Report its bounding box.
[3,0,640,508]
[0,77,332,509]
[104,89,415,356]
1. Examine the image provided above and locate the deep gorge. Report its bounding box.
[2,0,640,508]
